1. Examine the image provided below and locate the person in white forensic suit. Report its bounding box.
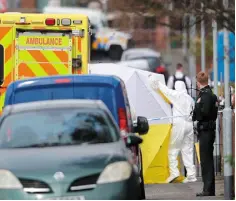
[149,75,197,183]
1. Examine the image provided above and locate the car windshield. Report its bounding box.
[0,108,119,149]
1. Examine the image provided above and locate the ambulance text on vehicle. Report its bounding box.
[0,12,90,112]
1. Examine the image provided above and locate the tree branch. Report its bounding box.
[110,0,235,32]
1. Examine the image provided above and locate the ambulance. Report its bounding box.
[0,12,90,112]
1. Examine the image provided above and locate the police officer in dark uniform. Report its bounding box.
[192,72,218,196]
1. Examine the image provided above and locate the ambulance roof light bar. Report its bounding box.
[15,17,31,25]
[45,18,55,26]
[61,18,71,26]
[4,12,22,14]
[20,17,25,23]
[73,20,82,25]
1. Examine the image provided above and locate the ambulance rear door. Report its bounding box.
[15,30,72,80]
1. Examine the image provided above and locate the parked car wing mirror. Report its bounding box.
[126,134,143,148]
[134,116,149,135]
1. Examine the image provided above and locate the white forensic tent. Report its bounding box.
[89,63,172,125]
[89,63,176,183]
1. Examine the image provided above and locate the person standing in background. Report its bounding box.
[167,63,192,94]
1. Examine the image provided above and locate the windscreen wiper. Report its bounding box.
[13,142,88,148]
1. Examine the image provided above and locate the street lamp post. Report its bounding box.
[164,2,173,68]
[222,0,233,199]
[189,15,196,98]
[182,14,187,58]
[200,2,206,72]
[212,0,221,176]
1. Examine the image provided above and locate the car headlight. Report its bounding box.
[97,161,132,184]
[0,169,23,189]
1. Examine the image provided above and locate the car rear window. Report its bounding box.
[12,85,74,104]
[11,85,118,123]
[73,84,117,121]
[0,108,119,149]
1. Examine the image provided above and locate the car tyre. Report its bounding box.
[108,45,123,61]
[138,148,146,200]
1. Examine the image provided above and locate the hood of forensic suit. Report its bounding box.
[174,81,187,94]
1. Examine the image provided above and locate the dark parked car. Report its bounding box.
[0,100,143,200]
[4,74,149,199]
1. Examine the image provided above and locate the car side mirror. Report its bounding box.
[126,134,143,148]
[134,116,149,135]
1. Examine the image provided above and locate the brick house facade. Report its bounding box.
[7,0,38,12]
[21,0,36,8]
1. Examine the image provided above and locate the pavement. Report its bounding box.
[145,177,225,200]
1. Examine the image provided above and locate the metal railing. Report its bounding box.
[193,111,235,177]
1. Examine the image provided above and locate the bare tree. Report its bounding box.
[110,0,235,33]
[181,0,235,33]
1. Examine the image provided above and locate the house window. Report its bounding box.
[7,0,20,8]
[61,0,78,6]
[143,16,157,29]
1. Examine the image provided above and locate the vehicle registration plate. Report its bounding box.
[48,196,85,200]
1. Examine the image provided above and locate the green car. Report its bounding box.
[0,100,143,200]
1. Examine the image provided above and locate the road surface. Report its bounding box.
[145,178,224,200]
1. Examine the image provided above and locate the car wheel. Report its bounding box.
[138,148,146,200]
[108,45,123,61]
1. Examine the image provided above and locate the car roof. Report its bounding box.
[122,48,161,59]
[9,74,123,90]
[3,99,109,115]
[119,59,150,70]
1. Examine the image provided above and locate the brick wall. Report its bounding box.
[8,0,38,12]
[20,0,36,8]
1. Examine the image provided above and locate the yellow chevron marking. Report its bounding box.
[41,51,68,75]
[18,50,48,76]
[0,28,13,48]
[0,91,6,113]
